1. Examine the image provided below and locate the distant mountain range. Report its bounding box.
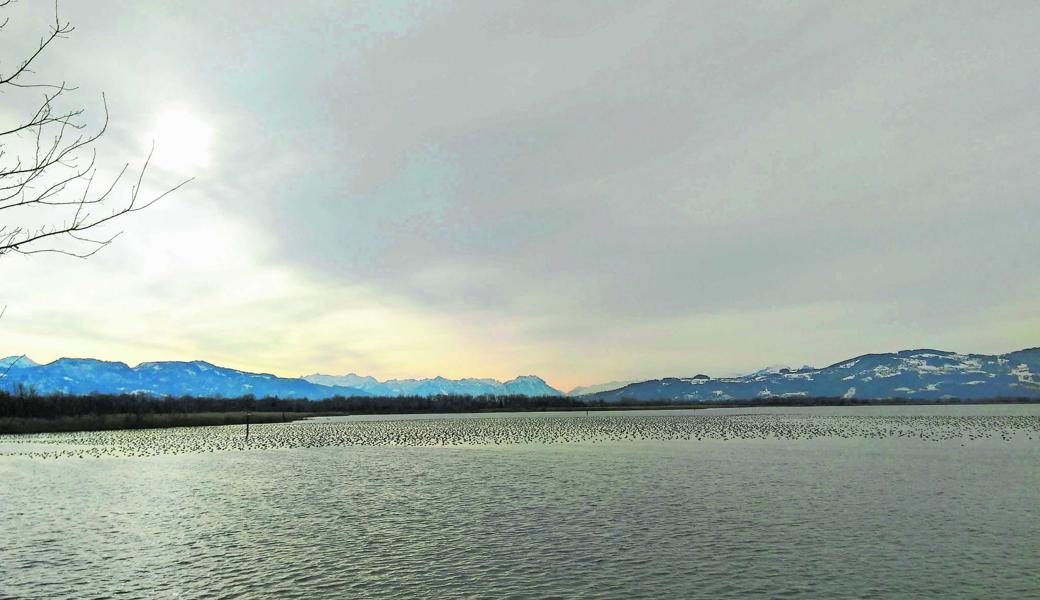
[0,356,561,399]
[1,347,1037,402]
[0,357,369,399]
[580,348,1040,402]
[302,373,562,397]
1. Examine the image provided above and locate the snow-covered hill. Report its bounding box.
[582,348,1040,402]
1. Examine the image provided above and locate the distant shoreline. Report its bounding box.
[1,394,1037,435]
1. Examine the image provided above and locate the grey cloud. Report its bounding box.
[258,1,1040,325]
[5,1,1038,373]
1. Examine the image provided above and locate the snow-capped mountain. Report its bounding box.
[304,373,394,396]
[302,373,562,397]
[582,348,1040,402]
[0,356,38,370]
[0,357,369,399]
[746,364,816,377]
[502,375,563,397]
[567,381,637,396]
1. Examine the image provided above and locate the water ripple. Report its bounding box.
[0,409,1037,598]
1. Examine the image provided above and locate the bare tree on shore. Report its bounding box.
[0,1,192,259]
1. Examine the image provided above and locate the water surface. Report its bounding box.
[2,406,1037,598]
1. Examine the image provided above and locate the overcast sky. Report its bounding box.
[1,1,1037,390]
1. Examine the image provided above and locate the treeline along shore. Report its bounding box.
[0,390,1037,434]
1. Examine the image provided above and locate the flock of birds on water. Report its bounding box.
[1,412,1037,460]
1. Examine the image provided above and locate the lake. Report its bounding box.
[2,405,1038,598]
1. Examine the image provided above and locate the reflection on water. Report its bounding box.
[1,406,1038,598]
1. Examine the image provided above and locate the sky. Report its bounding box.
[0,1,1037,391]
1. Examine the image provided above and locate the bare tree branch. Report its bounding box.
[0,2,192,259]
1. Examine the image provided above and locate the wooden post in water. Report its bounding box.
[245,411,251,444]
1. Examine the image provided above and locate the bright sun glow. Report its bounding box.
[147,109,213,171]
